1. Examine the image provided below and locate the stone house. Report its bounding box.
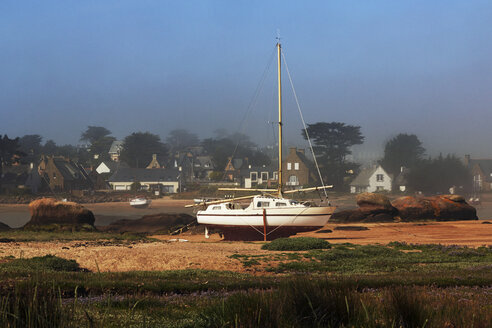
[282,148,316,188]
[40,156,93,192]
[350,165,392,193]
[464,155,492,192]
[108,140,123,162]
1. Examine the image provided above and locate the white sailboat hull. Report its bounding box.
[197,200,335,240]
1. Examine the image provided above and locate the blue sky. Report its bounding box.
[1,1,492,160]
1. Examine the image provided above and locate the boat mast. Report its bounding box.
[277,42,283,197]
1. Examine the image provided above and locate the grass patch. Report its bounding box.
[261,237,331,251]
[0,255,82,273]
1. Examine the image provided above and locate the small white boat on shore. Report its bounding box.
[130,198,151,208]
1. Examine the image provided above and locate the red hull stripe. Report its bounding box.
[198,213,332,217]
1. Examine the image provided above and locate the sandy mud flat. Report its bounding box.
[1,220,491,274]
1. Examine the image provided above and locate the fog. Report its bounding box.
[2,1,492,161]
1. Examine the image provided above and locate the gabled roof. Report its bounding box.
[350,166,378,187]
[98,161,128,172]
[395,167,410,186]
[469,159,492,182]
[108,140,123,154]
[195,156,214,169]
[108,168,180,182]
[53,158,85,181]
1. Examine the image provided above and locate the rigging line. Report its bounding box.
[222,46,277,180]
[281,51,329,199]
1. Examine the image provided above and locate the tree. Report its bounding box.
[0,135,23,190]
[166,129,199,153]
[380,134,425,176]
[120,132,168,168]
[302,122,364,190]
[202,136,270,172]
[18,134,43,158]
[407,154,471,193]
[80,126,112,144]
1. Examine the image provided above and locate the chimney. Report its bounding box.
[152,154,157,160]
[464,154,470,167]
[400,166,404,173]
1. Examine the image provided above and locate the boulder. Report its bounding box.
[356,192,396,211]
[100,213,196,234]
[25,198,95,228]
[391,195,477,221]
[0,221,11,231]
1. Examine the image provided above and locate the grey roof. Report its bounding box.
[395,167,410,186]
[195,156,214,169]
[53,158,86,181]
[108,140,123,154]
[99,161,128,172]
[108,168,180,182]
[350,166,378,187]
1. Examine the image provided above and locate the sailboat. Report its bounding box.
[190,41,336,241]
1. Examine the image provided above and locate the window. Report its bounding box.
[276,202,287,207]
[287,163,292,170]
[294,163,299,170]
[376,186,384,191]
[250,172,257,181]
[288,175,299,185]
[376,174,384,182]
[261,172,268,181]
[212,206,222,210]
[257,201,270,207]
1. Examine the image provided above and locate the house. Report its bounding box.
[350,165,392,193]
[464,155,492,192]
[193,156,214,180]
[108,168,180,193]
[241,164,278,188]
[394,167,410,192]
[282,148,317,188]
[39,156,93,192]
[108,140,123,162]
[224,157,248,182]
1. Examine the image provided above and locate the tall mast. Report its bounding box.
[277,42,283,196]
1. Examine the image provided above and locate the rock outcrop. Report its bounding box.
[392,195,477,221]
[25,198,95,228]
[331,193,478,223]
[331,193,397,223]
[100,213,196,234]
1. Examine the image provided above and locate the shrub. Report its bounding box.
[0,255,82,273]
[261,237,331,251]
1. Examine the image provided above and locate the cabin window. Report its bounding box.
[376,174,384,182]
[294,163,299,170]
[212,206,222,210]
[276,202,287,207]
[287,163,292,170]
[261,172,268,181]
[250,172,257,181]
[290,200,299,205]
[257,201,270,207]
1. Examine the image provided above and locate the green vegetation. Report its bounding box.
[3,242,492,326]
[0,230,152,242]
[261,237,331,251]
[0,255,81,273]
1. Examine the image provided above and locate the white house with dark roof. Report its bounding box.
[350,165,392,193]
[108,168,180,193]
